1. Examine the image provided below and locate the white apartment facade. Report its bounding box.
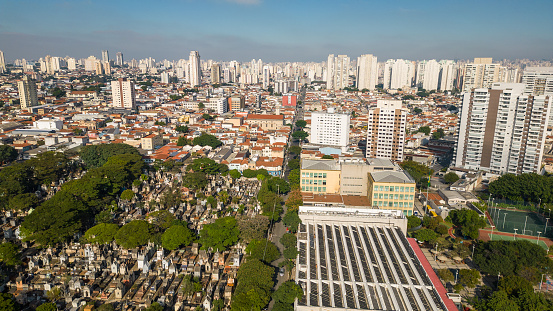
[189,51,201,87]
[111,78,136,109]
[416,59,440,91]
[454,83,551,175]
[383,59,415,90]
[310,108,350,148]
[326,54,350,90]
[366,100,407,161]
[356,54,378,91]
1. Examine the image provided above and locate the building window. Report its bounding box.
[394,202,398,207]
[374,193,378,199]
[374,186,378,191]
[410,187,415,192]
[394,194,398,200]
[322,187,326,192]
[400,186,404,192]
[385,186,389,191]
[399,202,403,207]
[395,186,400,192]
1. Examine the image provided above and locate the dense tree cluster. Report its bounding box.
[199,217,240,252]
[231,258,275,311]
[242,168,269,179]
[245,239,280,263]
[489,173,553,204]
[272,281,303,311]
[187,158,228,175]
[400,160,432,189]
[447,209,486,239]
[443,172,460,184]
[0,145,17,165]
[473,275,553,310]
[80,143,140,168]
[192,133,222,148]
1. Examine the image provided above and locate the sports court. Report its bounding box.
[488,233,549,250]
[487,207,553,239]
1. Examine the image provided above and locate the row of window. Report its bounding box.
[374,201,414,208]
[301,186,327,192]
[374,186,415,192]
[302,179,327,185]
[374,193,414,200]
[302,172,327,178]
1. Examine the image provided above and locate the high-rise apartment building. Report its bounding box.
[18,76,39,109]
[326,54,350,90]
[310,108,350,148]
[228,96,245,111]
[262,65,270,89]
[522,67,553,96]
[383,59,415,90]
[67,58,77,71]
[111,78,136,109]
[102,50,109,63]
[211,63,221,84]
[438,60,456,91]
[356,54,378,91]
[189,51,201,87]
[116,52,124,66]
[0,50,6,73]
[454,83,551,175]
[416,59,440,91]
[366,100,407,161]
[462,58,504,92]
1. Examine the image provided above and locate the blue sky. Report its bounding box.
[0,0,552,62]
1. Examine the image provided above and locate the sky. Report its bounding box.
[0,0,552,63]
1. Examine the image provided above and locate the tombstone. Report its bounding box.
[156,248,164,262]
[114,282,125,299]
[82,285,91,298]
[193,264,201,279]
[111,261,119,274]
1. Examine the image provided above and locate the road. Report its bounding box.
[268,86,306,310]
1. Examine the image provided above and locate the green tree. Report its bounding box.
[288,159,300,170]
[162,225,194,250]
[175,125,189,133]
[413,107,423,114]
[418,126,431,135]
[51,87,66,98]
[283,246,299,259]
[84,223,119,244]
[272,281,303,305]
[8,193,39,211]
[435,224,448,236]
[187,158,228,175]
[80,143,140,168]
[245,239,280,263]
[292,130,308,140]
[321,155,334,159]
[289,146,302,155]
[288,169,300,187]
[295,120,307,128]
[232,259,274,311]
[36,302,57,311]
[444,172,460,184]
[120,189,135,201]
[0,242,20,266]
[193,133,222,148]
[177,136,191,146]
[229,169,242,179]
[414,228,438,243]
[115,220,154,248]
[198,102,205,109]
[145,302,163,311]
[285,188,303,212]
[267,177,291,194]
[448,209,486,239]
[437,269,454,283]
[423,216,439,230]
[27,151,69,185]
[432,128,445,140]
[459,269,480,288]
[97,304,115,311]
[0,293,17,311]
[147,210,177,229]
[237,215,270,242]
[407,215,421,229]
[0,145,17,164]
[280,233,297,249]
[400,160,432,189]
[283,210,301,233]
[199,216,239,251]
[182,172,208,190]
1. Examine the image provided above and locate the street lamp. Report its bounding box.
[537,231,542,245]
[524,216,528,236]
[503,213,507,229]
[455,269,459,284]
[471,244,475,258]
[514,228,518,241]
[545,218,550,234]
[434,243,438,261]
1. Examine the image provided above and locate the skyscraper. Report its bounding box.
[111,78,136,109]
[366,100,407,162]
[438,60,456,91]
[454,83,551,175]
[0,50,6,73]
[310,108,350,148]
[356,54,378,91]
[262,65,270,89]
[326,54,334,90]
[102,50,110,63]
[462,58,504,92]
[189,51,201,87]
[326,54,350,90]
[116,52,124,66]
[17,76,39,109]
[211,63,221,84]
[416,59,440,91]
[383,59,415,90]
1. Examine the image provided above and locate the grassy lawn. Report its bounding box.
[488,233,548,250]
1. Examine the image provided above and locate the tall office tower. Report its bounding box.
[211,63,221,84]
[383,59,414,90]
[42,55,56,75]
[438,60,456,91]
[102,50,109,63]
[189,51,201,87]
[116,52,124,66]
[356,54,378,91]
[111,78,136,109]
[462,58,504,92]
[0,50,5,73]
[67,58,77,70]
[310,108,350,148]
[454,83,551,175]
[416,59,440,91]
[262,65,270,89]
[17,76,39,109]
[161,72,170,84]
[366,100,407,162]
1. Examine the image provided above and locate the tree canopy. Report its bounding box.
[489,173,553,203]
[80,143,140,168]
[444,172,460,184]
[272,281,303,305]
[187,158,228,175]
[0,242,21,266]
[400,160,432,189]
[245,239,280,263]
[115,220,154,249]
[84,223,119,244]
[418,126,431,135]
[0,145,17,164]
[295,120,307,128]
[0,293,18,311]
[231,258,275,311]
[193,133,222,148]
[199,216,240,251]
[237,215,270,242]
[292,130,308,140]
[162,225,194,250]
[182,172,208,190]
[448,209,486,239]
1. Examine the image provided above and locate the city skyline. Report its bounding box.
[1,0,552,62]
